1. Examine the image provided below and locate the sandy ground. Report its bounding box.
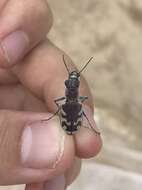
[1,0,142,190]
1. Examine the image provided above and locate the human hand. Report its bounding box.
[0,0,102,189]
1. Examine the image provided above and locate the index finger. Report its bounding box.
[12,39,102,158]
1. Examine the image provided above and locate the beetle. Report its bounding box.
[42,55,100,135]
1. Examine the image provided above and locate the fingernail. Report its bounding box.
[0,30,29,65]
[44,175,66,190]
[83,105,101,134]
[21,118,65,169]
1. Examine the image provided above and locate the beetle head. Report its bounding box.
[65,71,80,89]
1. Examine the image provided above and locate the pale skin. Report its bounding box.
[0,0,102,190]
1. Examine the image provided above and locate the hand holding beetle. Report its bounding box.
[0,0,102,189]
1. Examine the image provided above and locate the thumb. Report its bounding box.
[0,110,74,185]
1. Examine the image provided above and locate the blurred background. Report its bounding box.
[1,0,142,190]
[48,0,142,189]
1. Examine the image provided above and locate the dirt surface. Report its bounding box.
[68,162,142,190]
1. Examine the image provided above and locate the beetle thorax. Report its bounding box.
[65,71,80,101]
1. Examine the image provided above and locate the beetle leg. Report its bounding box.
[55,97,66,107]
[79,96,88,103]
[41,108,60,122]
[83,111,100,135]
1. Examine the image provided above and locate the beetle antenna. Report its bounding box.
[78,57,93,74]
[63,55,70,74]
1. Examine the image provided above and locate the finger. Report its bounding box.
[12,39,102,158]
[65,157,81,186]
[0,0,53,67]
[75,105,102,158]
[0,84,47,112]
[0,110,75,185]
[44,158,81,190]
[27,158,81,190]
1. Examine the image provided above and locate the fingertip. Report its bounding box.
[75,127,102,158]
[74,105,102,158]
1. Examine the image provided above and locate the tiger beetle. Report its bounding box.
[42,55,100,135]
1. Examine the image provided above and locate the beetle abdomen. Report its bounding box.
[61,102,83,134]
